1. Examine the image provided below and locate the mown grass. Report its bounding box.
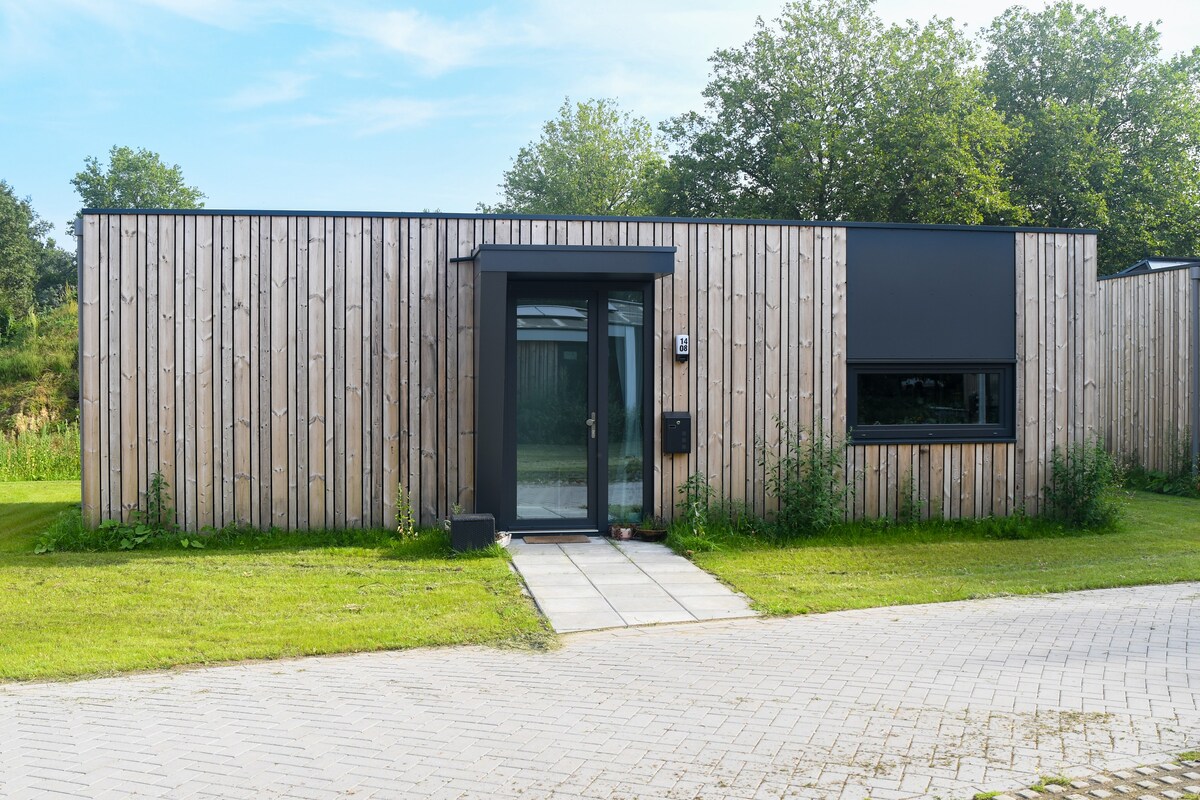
[671,491,1200,615]
[0,482,549,682]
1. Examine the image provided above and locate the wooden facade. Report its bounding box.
[1098,267,1196,471]
[79,213,1098,530]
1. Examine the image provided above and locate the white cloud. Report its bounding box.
[278,96,451,136]
[325,7,501,76]
[224,71,312,110]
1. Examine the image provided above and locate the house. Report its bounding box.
[77,211,1103,532]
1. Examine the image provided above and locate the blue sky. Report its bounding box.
[2,0,1197,239]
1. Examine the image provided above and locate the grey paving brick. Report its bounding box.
[0,582,1196,799]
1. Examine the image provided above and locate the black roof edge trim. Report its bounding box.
[1101,257,1200,280]
[462,244,676,261]
[77,208,1099,235]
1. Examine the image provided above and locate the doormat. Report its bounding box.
[521,534,592,544]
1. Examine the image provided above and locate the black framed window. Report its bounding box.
[848,363,1015,442]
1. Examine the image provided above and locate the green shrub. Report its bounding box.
[0,421,80,481]
[1121,429,1198,498]
[1042,439,1123,529]
[758,419,852,537]
[669,472,766,552]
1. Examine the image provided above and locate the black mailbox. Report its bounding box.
[663,412,691,454]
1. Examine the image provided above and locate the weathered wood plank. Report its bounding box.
[730,224,748,503]
[233,216,251,524]
[295,216,309,530]
[307,217,326,528]
[220,215,235,527]
[419,218,438,524]
[269,217,289,529]
[344,217,364,527]
[81,215,101,526]
[383,217,401,521]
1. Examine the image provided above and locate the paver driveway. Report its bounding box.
[1,582,1196,800]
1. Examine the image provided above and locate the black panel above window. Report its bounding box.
[847,229,1015,362]
[849,363,1015,443]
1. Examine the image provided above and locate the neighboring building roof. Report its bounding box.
[1109,256,1200,277]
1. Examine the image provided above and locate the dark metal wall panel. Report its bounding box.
[847,228,1016,361]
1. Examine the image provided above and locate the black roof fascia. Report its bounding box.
[463,244,675,276]
[1101,257,1200,280]
[77,209,1098,235]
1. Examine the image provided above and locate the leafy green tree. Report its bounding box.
[659,0,1023,225]
[72,145,205,211]
[0,182,38,329]
[984,2,1200,272]
[482,98,667,216]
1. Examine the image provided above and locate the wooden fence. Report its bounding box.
[1098,267,1195,472]
[79,213,1097,529]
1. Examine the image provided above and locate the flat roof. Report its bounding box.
[77,208,1098,235]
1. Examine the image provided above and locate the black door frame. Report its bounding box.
[468,244,674,533]
[503,279,653,533]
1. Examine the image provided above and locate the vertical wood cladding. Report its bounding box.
[80,214,1097,529]
[1098,268,1194,471]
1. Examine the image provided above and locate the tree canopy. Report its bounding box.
[481,98,667,216]
[0,182,72,334]
[984,1,1200,271]
[487,1,1199,273]
[71,145,206,211]
[657,0,1023,225]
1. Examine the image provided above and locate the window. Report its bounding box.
[848,364,1014,442]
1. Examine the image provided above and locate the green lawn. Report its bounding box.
[682,491,1200,615]
[0,481,549,682]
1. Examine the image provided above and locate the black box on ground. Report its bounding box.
[450,513,495,552]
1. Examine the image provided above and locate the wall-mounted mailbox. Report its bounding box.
[663,412,691,454]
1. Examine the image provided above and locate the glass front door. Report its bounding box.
[510,285,648,531]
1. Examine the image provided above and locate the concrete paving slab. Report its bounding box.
[509,536,756,632]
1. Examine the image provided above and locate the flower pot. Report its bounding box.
[634,527,667,542]
[609,524,634,541]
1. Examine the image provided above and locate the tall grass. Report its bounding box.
[0,422,80,481]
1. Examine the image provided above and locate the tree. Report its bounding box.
[71,145,205,211]
[0,182,37,328]
[0,182,74,334]
[659,0,1023,225]
[482,98,667,216]
[984,3,1200,272]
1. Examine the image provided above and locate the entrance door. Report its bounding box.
[509,284,649,532]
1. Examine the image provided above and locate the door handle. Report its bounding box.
[585,411,597,439]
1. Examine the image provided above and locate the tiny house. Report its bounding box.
[77,211,1102,532]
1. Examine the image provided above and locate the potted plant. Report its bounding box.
[608,522,635,540]
[634,516,669,542]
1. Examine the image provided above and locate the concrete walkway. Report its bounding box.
[1,583,1196,799]
[508,536,757,631]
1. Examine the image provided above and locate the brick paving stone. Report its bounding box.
[0,582,1196,799]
